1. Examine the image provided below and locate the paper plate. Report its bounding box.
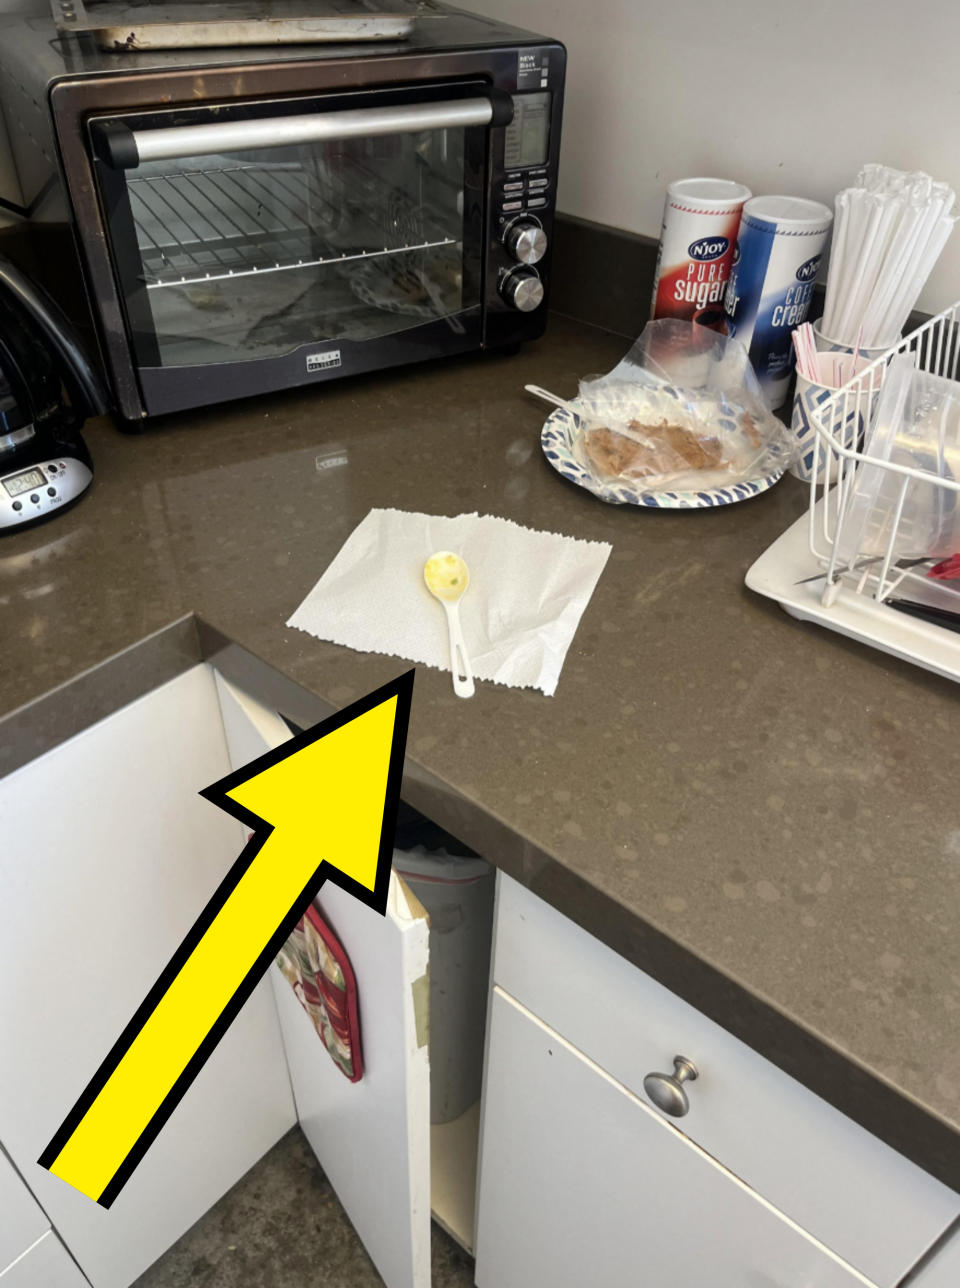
[540,401,785,509]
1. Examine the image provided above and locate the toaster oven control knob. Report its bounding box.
[504,218,548,265]
[501,268,544,312]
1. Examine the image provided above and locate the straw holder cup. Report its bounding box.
[791,352,880,482]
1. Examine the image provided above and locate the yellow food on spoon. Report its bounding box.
[423,551,469,602]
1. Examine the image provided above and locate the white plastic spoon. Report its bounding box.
[424,551,475,699]
[524,383,579,415]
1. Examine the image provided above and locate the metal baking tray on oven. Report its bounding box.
[50,0,416,50]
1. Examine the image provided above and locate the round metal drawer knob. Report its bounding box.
[643,1055,699,1117]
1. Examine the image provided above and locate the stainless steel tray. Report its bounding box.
[52,0,415,49]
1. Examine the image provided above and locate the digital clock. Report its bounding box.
[0,456,93,532]
[2,467,46,498]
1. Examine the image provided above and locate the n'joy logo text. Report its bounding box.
[687,236,730,263]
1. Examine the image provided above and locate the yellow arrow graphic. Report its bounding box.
[38,669,414,1207]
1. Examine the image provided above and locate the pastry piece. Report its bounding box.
[629,419,724,470]
[583,419,725,483]
[582,427,643,478]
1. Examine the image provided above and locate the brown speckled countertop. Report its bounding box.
[2,315,958,1189]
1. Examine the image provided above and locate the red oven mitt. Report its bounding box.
[275,903,363,1083]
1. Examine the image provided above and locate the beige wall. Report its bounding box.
[470,0,960,314]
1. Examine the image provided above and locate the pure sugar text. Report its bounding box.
[674,260,728,307]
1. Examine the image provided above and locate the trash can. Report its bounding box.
[393,843,495,1124]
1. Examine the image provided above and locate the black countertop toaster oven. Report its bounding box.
[0,5,564,421]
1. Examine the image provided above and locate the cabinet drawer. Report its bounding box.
[0,1148,48,1273]
[476,990,868,1288]
[493,873,960,1288]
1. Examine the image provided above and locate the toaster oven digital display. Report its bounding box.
[2,468,45,497]
[505,92,550,169]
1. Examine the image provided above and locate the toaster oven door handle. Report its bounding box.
[92,91,514,170]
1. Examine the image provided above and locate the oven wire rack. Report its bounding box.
[130,161,455,289]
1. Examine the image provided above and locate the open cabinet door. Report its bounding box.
[0,666,295,1288]
[214,672,432,1288]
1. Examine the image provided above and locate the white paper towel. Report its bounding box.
[286,509,612,696]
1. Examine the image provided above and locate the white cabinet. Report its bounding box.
[475,989,868,1288]
[0,666,296,1288]
[480,873,960,1288]
[8,660,950,1288]
[0,1231,89,1288]
[0,1147,49,1275]
[214,672,493,1288]
[215,675,433,1288]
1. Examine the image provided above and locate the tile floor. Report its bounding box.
[133,1129,476,1288]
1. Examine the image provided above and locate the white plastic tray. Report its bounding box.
[746,502,960,682]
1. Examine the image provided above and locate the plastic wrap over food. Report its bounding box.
[573,320,797,493]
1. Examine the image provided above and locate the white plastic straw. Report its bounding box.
[851,324,863,371]
[821,165,957,349]
[820,191,849,338]
[834,195,899,341]
[862,201,924,337]
[792,322,819,382]
[879,215,954,342]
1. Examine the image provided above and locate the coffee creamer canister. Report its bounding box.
[724,195,833,408]
[651,178,752,331]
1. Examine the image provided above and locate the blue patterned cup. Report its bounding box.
[790,352,881,482]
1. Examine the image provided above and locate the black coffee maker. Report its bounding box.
[0,255,107,533]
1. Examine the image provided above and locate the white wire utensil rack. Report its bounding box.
[805,300,960,607]
[746,300,960,682]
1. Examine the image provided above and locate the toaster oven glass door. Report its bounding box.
[95,89,487,388]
